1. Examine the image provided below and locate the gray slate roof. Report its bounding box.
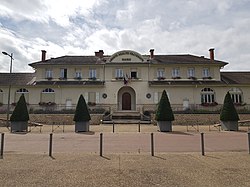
[29,54,227,67]
[0,73,35,86]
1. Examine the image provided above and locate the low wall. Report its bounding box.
[1,114,250,126]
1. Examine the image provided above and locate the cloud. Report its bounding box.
[0,0,250,72]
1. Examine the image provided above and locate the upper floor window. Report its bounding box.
[157,68,165,79]
[60,68,67,79]
[115,69,124,78]
[89,69,96,79]
[75,69,82,79]
[45,69,53,79]
[172,68,180,78]
[229,88,243,104]
[130,68,138,79]
[202,68,210,78]
[187,68,195,78]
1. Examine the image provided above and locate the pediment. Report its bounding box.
[109,50,144,63]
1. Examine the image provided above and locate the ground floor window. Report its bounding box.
[229,88,243,104]
[15,88,29,103]
[201,88,216,105]
[0,89,3,104]
[40,88,55,104]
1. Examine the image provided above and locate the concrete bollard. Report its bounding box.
[151,133,154,156]
[201,132,205,156]
[49,133,53,157]
[1,133,4,159]
[100,133,103,157]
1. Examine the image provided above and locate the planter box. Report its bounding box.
[11,121,28,133]
[157,121,172,132]
[221,121,238,131]
[75,121,89,132]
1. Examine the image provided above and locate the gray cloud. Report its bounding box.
[0,0,250,72]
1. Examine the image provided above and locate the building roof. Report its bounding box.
[0,73,35,86]
[221,72,250,84]
[29,54,227,67]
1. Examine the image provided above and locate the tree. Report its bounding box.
[10,94,29,121]
[155,90,174,121]
[220,92,239,121]
[73,94,91,122]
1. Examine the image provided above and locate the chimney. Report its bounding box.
[95,50,104,58]
[41,50,46,61]
[209,48,214,61]
[149,49,154,59]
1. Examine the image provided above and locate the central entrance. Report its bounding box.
[122,92,131,110]
[117,86,136,111]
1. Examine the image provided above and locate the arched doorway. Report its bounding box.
[122,92,131,110]
[117,86,136,111]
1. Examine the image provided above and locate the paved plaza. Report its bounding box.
[0,125,250,187]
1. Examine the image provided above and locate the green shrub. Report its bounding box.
[10,94,29,121]
[155,90,174,121]
[73,95,91,122]
[220,92,239,121]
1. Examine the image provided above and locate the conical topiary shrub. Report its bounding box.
[220,92,239,131]
[155,90,174,132]
[10,94,29,132]
[74,94,91,132]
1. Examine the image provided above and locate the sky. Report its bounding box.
[0,0,250,72]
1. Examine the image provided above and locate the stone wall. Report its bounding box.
[1,114,250,126]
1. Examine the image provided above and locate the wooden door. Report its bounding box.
[122,92,131,110]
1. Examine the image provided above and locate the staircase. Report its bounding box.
[102,111,151,124]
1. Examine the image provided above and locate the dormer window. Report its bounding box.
[60,68,67,79]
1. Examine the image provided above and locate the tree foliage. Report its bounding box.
[155,90,174,121]
[10,94,29,121]
[73,94,91,122]
[220,92,239,121]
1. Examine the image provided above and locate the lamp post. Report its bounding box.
[2,51,14,127]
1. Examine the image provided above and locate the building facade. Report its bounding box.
[0,49,250,113]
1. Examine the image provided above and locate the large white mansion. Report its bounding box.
[0,49,250,114]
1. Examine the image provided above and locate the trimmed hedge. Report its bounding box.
[220,92,239,121]
[10,94,29,121]
[155,90,175,121]
[73,94,91,122]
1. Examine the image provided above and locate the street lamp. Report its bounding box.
[2,51,14,127]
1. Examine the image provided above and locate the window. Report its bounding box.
[157,68,165,78]
[131,71,137,79]
[172,68,180,78]
[202,68,210,78]
[45,69,53,79]
[16,88,29,93]
[89,69,96,79]
[15,88,29,103]
[0,89,3,104]
[187,68,195,78]
[40,88,55,103]
[229,88,243,104]
[42,88,55,93]
[115,69,123,78]
[60,68,67,79]
[75,69,82,79]
[201,88,215,104]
